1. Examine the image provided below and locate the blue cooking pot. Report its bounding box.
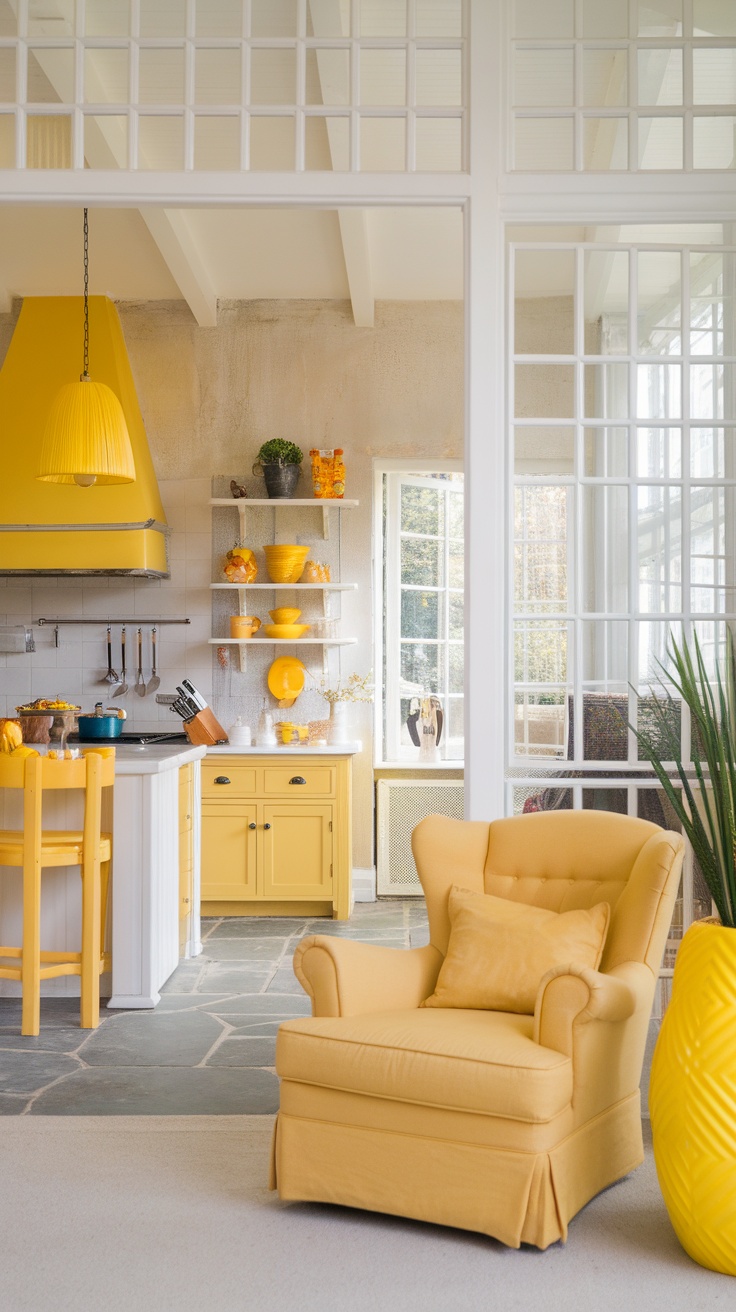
[77,711,124,740]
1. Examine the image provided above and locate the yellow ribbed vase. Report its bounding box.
[650,919,736,1275]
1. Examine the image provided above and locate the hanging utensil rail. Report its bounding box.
[36,618,191,625]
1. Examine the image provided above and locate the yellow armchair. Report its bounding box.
[272,810,683,1248]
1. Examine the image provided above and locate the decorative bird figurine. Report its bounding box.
[230,479,247,498]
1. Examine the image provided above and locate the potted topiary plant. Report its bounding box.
[632,630,736,1275]
[253,439,304,499]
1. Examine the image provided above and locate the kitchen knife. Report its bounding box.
[181,679,208,710]
[176,688,201,719]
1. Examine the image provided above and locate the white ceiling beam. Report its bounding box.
[0,286,11,313]
[309,0,375,327]
[337,210,374,327]
[137,208,218,327]
[17,31,218,328]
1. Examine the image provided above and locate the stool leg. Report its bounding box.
[100,859,111,960]
[21,767,43,1038]
[80,851,101,1029]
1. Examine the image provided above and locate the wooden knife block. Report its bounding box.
[183,707,228,746]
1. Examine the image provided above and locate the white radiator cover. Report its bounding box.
[376,780,465,896]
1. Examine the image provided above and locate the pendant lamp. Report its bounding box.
[37,209,135,487]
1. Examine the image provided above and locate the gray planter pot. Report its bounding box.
[262,462,301,499]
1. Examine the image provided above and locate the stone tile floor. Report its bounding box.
[0,899,428,1116]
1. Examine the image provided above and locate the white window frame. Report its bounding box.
[373,457,463,769]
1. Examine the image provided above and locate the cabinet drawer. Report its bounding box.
[262,766,335,797]
[202,763,257,798]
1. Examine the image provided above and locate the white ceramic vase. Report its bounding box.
[328,701,350,744]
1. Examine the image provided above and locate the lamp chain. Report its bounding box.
[82,207,89,380]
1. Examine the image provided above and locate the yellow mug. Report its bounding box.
[230,615,261,639]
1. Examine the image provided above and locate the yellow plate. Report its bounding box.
[263,623,310,639]
[267,656,306,704]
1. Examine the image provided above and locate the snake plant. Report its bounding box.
[630,631,736,929]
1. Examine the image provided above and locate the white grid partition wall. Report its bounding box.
[0,0,466,173]
[511,1,736,173]
[508,225,735,1009]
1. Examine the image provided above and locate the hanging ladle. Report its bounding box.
[146,626,160,695]
[113,626,128,697]
[101,625,119,685]
[135,626,146,697]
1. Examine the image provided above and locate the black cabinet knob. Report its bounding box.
[289,775,307,785]
[214,776,231,785]
[248,822,256,830]
[264,823,272,830]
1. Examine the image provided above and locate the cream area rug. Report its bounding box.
[1,1117,731,1312]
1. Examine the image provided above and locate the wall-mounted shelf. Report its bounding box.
[210,497,358,541]
[210,582,357,592]
[209,638,357,646]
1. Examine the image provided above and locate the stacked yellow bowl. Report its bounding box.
[263,544,310,583]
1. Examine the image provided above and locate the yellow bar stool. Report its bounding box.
[0,750,114,1036]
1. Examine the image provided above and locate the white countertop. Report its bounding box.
[110,743,207,774]
[206,742,361,756]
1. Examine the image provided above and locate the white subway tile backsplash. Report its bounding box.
[185,478,209,506]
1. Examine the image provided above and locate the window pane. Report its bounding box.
[401,642,442,691]
[0,47,15,101]
[415,118,463,171]
[194,116,240,169]
[29,0,74,35]
[691,252,730,355]
[515,620,569,683]
[691,363,734,420]
[690,486,732,614]
[401,589,441,639]
[584,362,629,419]
[516,364,575,418]
[195,49,242,106]
[583,48,627,106]
[514,694,567,759]
[515,250,575,353]
[305,49,350,105]
[417,0,462,38]
[693,117,736,170]
[26,113,72,166]
[514,48,574,107]
[84,113,128,167]
[583,0,629,37]
[84,48,129,104]
[138,114,184,168]
[637,485,682,613]
[693,49,736,105]
[251,48,296,105]
[583,486,629,611]
[360,50,406,106]
[693,0,736,34]
[583,250,629,351]
[638,117,683,168]
[636,427,681,477]
[140,0,186,36]
[691,428,729,479]
[305,115,350,169]
[637,1,682,36]
[138,47,185,105]
[449,594,464,639]
[638,48,682,105]
[636,363,681,418]
[401,536,442,587]
[581,621,629,684]
[251,0,297,37]
[401,484,443,535]
[514,485,569,614]
[416,49,462,106]
[195,0,242,38]
[250,115,295,169]
[515,427,575,474]
[0,0,17,35]
[361,0,407,36]
[514,0,574,38]
[584,117,629,170]
[27,48,74,103]
[85,0,130,37]
[585,427,629,476]
[360,116,406,170]
[514,115,574,170]
[637,250,681,353]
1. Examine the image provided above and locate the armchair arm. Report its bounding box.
[533,960,652,1056]
[293,936,443,1018]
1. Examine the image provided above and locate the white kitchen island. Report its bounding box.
[108,742,206,1008]
[0,742,206,1010]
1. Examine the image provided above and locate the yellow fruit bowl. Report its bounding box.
[263,544,310,583]
[263,624,310,640]
[270,607,301,625]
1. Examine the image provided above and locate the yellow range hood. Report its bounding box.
[0,296,169,576]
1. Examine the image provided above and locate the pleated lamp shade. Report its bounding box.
[37,376,136,486]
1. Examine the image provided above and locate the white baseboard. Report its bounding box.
[352,866,376,902]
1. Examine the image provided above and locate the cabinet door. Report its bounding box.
[201,802,258,901]
[262,804,333,900]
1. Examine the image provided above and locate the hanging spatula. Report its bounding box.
[146,626,160,695]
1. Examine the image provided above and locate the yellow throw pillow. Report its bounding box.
[422,886,610,1014]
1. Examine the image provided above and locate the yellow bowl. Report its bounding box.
[270,608,301,625]
[263,544,309,584]
[263,624,310,640]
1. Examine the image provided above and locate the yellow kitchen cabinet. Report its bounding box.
[200,754,352,919]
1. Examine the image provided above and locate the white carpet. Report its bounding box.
[1,1117,732,1312]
